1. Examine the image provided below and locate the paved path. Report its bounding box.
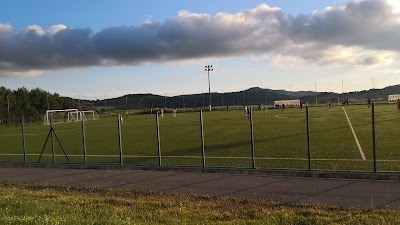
[1,166,400,209]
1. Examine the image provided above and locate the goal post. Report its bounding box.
[315,96,341,106]
[44,109,79,125]
[80,110,99,121]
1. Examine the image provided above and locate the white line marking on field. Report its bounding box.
[342,106,366,160]
[274,115,287,119]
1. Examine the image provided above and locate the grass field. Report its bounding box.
[2,182,399,224]
[1,104,400,172]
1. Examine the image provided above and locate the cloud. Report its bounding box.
[0,70,43,78]
[0,24,13,33]
[0,0,399,77]
[286,0,400,52]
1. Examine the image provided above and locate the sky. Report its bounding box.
[1,0,400,100]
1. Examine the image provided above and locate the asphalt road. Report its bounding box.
[1,166,400,209]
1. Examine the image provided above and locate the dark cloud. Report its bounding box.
[0,0,399,76]
[286,0,400,51]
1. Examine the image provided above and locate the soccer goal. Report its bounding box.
[315,96,341,106]
[80,110,99,121]
[44,109,79,125]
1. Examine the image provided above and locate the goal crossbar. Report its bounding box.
[44,109,79,125]
[80,110,99,121]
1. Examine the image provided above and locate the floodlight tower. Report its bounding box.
[205,65,213,111]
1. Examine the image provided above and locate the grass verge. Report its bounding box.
[0,182,399,224]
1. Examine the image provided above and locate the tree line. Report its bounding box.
[0,86,77,124]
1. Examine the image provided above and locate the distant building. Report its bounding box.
[388,94,400,103]
[274,100,300,108]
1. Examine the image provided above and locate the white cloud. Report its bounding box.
[48,24,67,35]
[24,25,46,36]
[0,23,13,33]
[387,0,400,13]
[377,69,400,74]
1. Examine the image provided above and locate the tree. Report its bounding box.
[0,86,77,124]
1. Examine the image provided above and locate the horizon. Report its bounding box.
[2,82,399,100]
[1,0,400,100]
[68,84,397,101]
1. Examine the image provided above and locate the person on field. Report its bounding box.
[282,103,285,111]
[246,107,251,119]
[397,99,400,110]
[244,106,248,117]
[264,104,268,114]
[172,108,177,117]
[300,101,304,112]
[367,98,371,108]
[119,114,123,124]
[157,109,163,119]
[326,100,331,111]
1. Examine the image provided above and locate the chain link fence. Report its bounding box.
[1,102,400,172]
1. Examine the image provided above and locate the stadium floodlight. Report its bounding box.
[205,65,213,111]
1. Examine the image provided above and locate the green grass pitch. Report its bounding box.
[1,104,399,172]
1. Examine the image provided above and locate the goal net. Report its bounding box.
[314,97,341,106]
[80,110,99,121]
[44,109,79,125]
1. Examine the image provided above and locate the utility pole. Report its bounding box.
[125,95,128,110]
[341,80,344,103]
[47,94,50,110]
[315,82,318,106]
[342,80,344,94]
[183,93,185,109]
[202,92,204,107]
[7,95,10,123]
[222,89,224,106]
[205,65,213,111]
[242,90,245,106]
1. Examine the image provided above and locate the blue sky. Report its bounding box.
[1,0,400,99]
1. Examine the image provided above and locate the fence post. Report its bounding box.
[117,114,123,165]
[200,110,206,168]
[82,113,87,164]
[250,108,255,169]
[22,111,27,163]
[372,102,376,173]
[306,102,311,171]
[50,116,55,163]
[156,112,161,166]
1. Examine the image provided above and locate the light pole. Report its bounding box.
[205,65,213,111]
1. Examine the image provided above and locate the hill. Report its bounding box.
[83,84,400,109]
